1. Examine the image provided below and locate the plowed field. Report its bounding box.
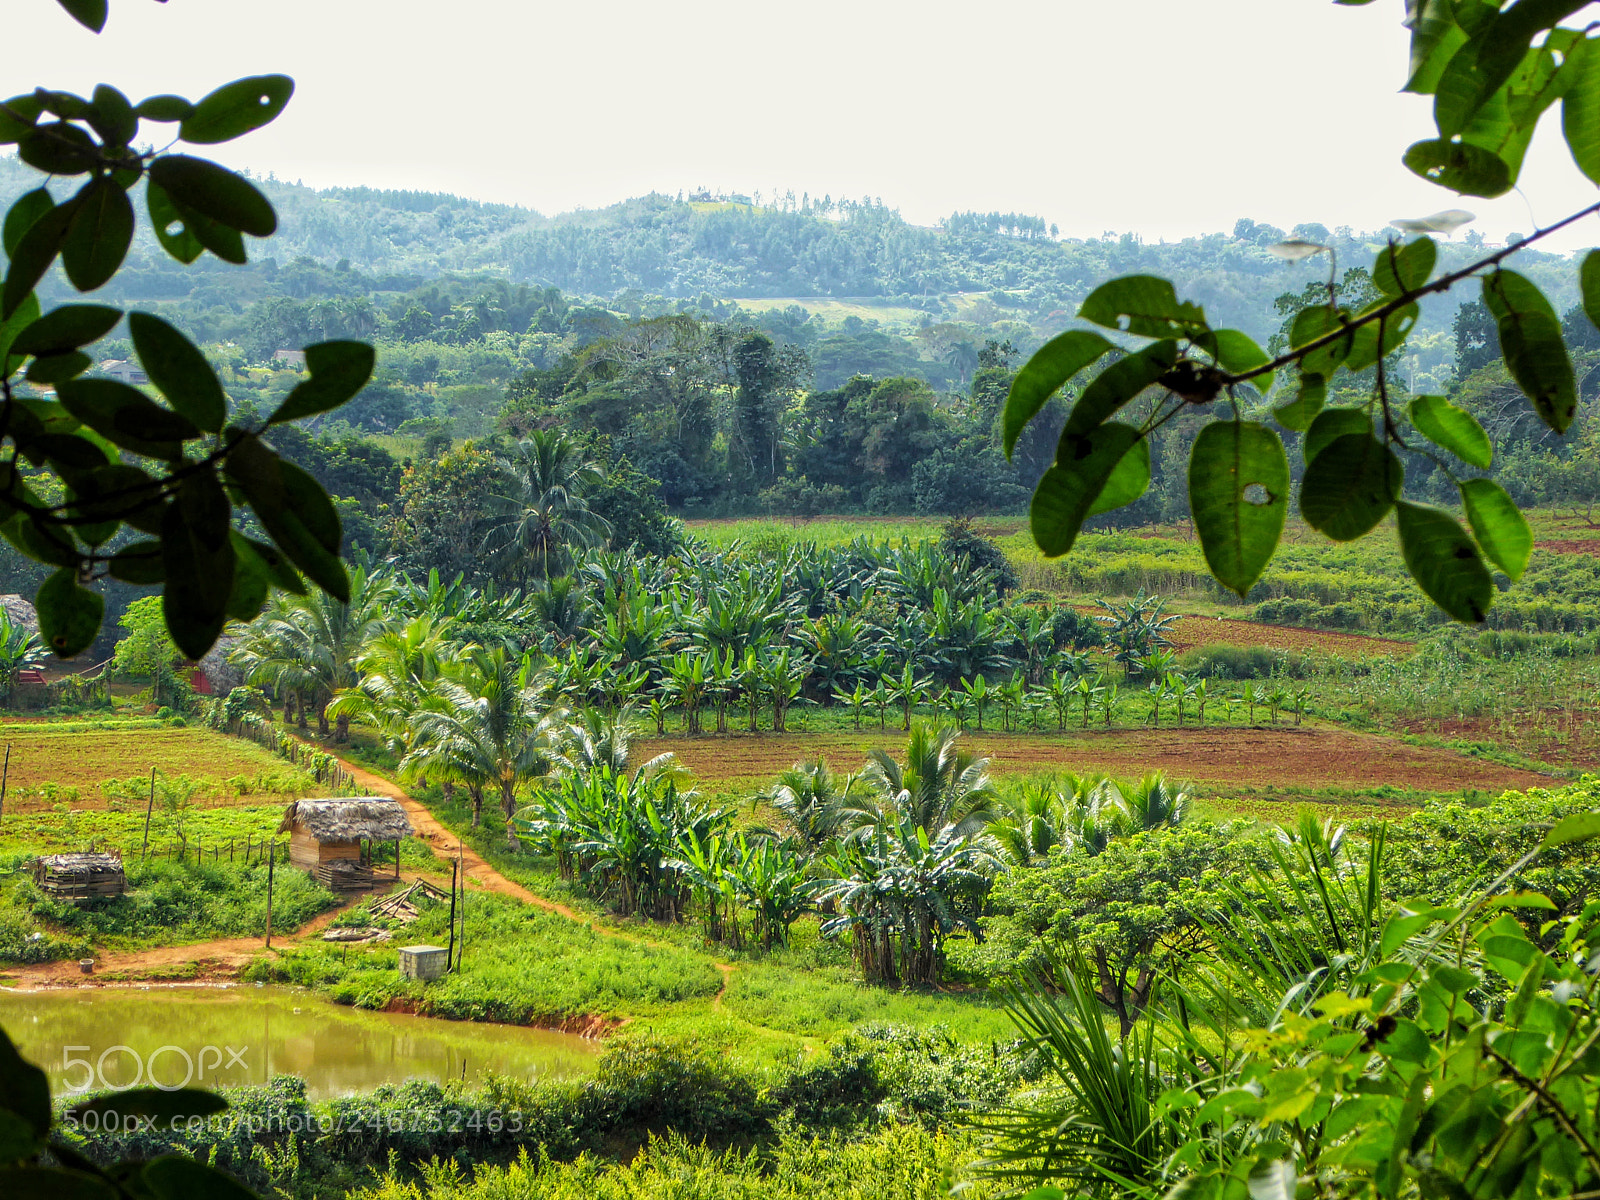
[1535,539,1600,556]
[637,725,1550,797]
[1167,615,1408,657]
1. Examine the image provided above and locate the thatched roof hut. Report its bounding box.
[0,595,38,636]
[34,851,126,902]
[278,798,412,890]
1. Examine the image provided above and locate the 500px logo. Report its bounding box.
[60,1044,251,1093]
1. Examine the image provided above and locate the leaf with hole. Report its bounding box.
[1483,269,1577,433]
[1373,237,1437,297]
[3,189,55,258]
[1189,421,1289,596]
[1002,329,1113,456]
[1063,340,1178,437]
[1409,395,1491,468]
[56,379,199,460]
[1301,432,1402,541]
[1079,275,1208,340]
[1403,138,1513,197]
[1396,501,1493,623]
[147,156,276,238]
[36,567,102,657]
[1030,423,1143,557]
[145,182,204,265]
[11,305,121,357]
[130,313,227,433]
[61,177,133,291]
[179,75,294,145]
[1460,478,1532,581]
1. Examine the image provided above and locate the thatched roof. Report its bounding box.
[37,852,124,877]
[277,798,413,842]
[199,633,244,693]
[0,595,38,636]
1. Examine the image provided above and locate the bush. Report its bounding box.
[1178,644,1312,679]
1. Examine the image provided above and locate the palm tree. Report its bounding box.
[401,646,561,840]
[762,759,857,852]
[853,723,999,840]
[230,562,397,740]
[481,430,612,584]
[324,612,454,753]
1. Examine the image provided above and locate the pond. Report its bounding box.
[0,984,601,1100]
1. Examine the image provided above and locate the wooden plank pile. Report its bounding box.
[314,859,379,892]
[33,852,126,903]
[369,878,449,923]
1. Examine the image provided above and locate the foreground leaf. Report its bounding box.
[268,341,377,424]
[1188,421,1288,596]
[1482,269,1576,433]
[178,75,294,145]
[36,566,103,657]
[1030,423,1142,556]
[1079,275,1208,340]
[1300,433,1401,541]
[1002,330,1113,456]
[1396,501,1493,623]
[1460,478,1532,581]
[1409,395,1491,468]
[129,312,227,433]
[1063,340,1178,436]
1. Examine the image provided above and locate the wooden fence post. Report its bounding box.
[0,742,11,824]
[141,768,156,859]
[265,841,275,948]
[446,858,457,972]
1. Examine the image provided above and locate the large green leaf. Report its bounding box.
[1300,433,1402,541]
[1543,812,1600,848]
[1580,249,1600,334]
[87,84,136,146]
[55,379,199,460]
[11,305,121,357]
[1404,0,1468,93]
[3,189,55,259]
[1085,437,1150,518]
[1303,406,1371,463]
[1460,478,1532,580]
[1290,305,1354,378]
[1272,372,1325,432]
[146,156,276,238]
[1188,421,1289,596]
[0,1168,117,1200]
[142,1155,257,1200]
[69,1089,227,1124]
[1373,237,1437,296]
[107,539,165,585]
[17,122,97,176]
[178,75,294,145]
[1396,501,1493,623]
[1403,138,1513,196]
[1482,269,1577,433]
[1063,340,1178,437]
[161,474,236,659]
[137,95,195,123]
[2,199,73,319]
[269,341,377,424]
[1342,301,1417,373]
[1002,330,1114,456]
[53,0,107,30]
[1030,423,1142,557]
[224,432,349,600]
[1079,276,1208,340]
[0,293,41,380]
[145,182,204,265]
[129,313,227,433]
[1563,34,1600,181]
[36,567,103,657]
[60,177,133,291]
[0,1025,50,1159]
[1200,328,1275,397]
[1409,394,1492,468]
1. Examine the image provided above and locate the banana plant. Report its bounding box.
[998,670,1027,732]
[960,673,991,731]
[757,648,810,733]
[1191,677,1209,726]
[663,651,708,734]
[1097,679,1119,728]
[832,681,869,731]
[885,663,933,731]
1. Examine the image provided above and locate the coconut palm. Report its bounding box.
[853,723,999,840]
[762,759,858,853]
[401,646,561,839]
[481,430,612,584]
[324,612,454,753]
[229,562,398,740]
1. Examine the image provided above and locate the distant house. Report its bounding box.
[98,359,148,385]
[278,798,413,891]
[272,349,307,369]
[34,851,126,902]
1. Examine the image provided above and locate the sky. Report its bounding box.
[11,0,1600,253]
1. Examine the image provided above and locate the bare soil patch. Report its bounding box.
[1169,615,1409,657]
[638,725,1549,795]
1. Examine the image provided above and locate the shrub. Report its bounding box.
[1178,644,1311,680]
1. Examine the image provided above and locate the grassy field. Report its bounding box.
[0,718,324,812]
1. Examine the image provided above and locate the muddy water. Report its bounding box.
[0,985,600,1100]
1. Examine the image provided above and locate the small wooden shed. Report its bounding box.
[277,798,413,891]
[34,851,126,902]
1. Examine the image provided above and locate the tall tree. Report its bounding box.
[481,431,612,584]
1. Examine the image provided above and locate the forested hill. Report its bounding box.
[1,155,1577,349]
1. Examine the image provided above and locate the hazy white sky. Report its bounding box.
[12,0,1600,251]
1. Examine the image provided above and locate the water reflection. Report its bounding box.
[0,985,600,1100]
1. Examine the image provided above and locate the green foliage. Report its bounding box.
[1006,3,1600,624]
[1,7,368,659]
